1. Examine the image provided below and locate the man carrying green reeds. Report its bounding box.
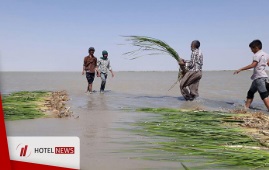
[179,40,203,101]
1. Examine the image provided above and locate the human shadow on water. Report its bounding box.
[226,102,236,105]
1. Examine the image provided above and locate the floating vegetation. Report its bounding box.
[133,108,269,169]
[2,91,72,121]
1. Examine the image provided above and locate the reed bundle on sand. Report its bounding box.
[3,90,73,120]
[233,111,269,129]
[44,90,73,118]
[230,110,269,147]
[124,36,187,89]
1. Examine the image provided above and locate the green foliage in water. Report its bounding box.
[135,108,269,169]
[2,91,49,121]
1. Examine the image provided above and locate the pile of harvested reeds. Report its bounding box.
[3,91,48,120]
[132,108,269,169]
[228,110,269,147]
[234,112,269,129]
[44,90,72,118]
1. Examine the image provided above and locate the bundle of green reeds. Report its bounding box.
[133,108,269,169]
[124,36,187,88]
[2,91,49,120]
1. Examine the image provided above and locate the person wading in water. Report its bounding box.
[97,50,114,93]
[82,47,99,94]
[179,40,203,101]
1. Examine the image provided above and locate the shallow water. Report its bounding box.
[1,71,267,169]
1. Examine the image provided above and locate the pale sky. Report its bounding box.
[1,0,269,71]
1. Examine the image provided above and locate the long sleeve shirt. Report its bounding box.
[97,58,112,74]
[188,49,203,71]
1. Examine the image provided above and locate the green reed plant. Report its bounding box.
[123,36,187,88]
[133,108,269,169]
[2,91,50,120]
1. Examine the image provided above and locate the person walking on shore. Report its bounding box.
[179,40,203,101]
[97,50,114,93]
[82,47,99,93]
[234,39,269,111]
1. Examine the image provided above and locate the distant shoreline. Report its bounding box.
[0,70,257,73]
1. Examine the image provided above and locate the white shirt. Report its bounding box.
[251,50,269,80]
[97,58,112,74]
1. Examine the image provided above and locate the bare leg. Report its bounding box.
[86,84,93,93]
[85,85,89,93]
[89,84,93,93]
[263,97,269,111]
[245,98,253,109]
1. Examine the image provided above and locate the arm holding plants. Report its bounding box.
[178,59,185,66]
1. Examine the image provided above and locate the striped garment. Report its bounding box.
[97,58,112,74]
[188,49,203,71]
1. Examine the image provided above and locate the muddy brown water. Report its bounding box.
[1,71,268,169]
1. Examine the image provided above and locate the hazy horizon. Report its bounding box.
[0,70,261,73]
[1,0,269,72]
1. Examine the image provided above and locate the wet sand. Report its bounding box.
[1,71,268,169]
